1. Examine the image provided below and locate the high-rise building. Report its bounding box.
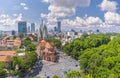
[18,21,27,34]
[12,30,16,35]
[54,27,57,32]
[27,26,30,33]
[31,23,35,33]
[57,21,61,33]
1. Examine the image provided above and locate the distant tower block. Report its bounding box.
[27,26,30,33]
[18,21,27,35]
[31,23,35,33]
[12,30,16,35]
[57,21,61,33]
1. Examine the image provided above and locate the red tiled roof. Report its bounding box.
[0,51,16,56]
[0,56,11,62]
[45,42,54,49]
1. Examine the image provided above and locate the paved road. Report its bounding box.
[36,52,80,78]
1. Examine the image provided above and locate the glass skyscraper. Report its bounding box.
[31,23,35,33]
[57,21,61,33]
[18,21,27,34]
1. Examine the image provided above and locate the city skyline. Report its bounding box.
[0,0,120,33]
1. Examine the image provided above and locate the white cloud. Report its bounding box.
[0,14,9,19]
[20,3,26,6]
[41,12,120,30]
[104,11,120,25]
[42,0,49,3]
[98,0,118,12]
[42,0,91,18]
[62,16,103,27]
[13,14,18,17]
[20,3,29,10]
[62,17,87,27]
[41,0,91,28]
[41,0,120,30]
[24,7,29,10]
[0,13,23,30]
[41,13,47,18]
[86,16,102,25]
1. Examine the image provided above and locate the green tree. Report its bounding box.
[0,62,7,76]
[20,52,37,72]
[53,75,59,78]
[11,56,22,69]
[18,33,24,39]
[66,71,81,78]
[26,44,36,51]
[22,37,31,46]
[79,36,120,78]
[33,35,38,42]
[11,51,37,75]
[63,34,120,78]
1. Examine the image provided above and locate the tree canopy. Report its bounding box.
[0,62,7,76]
[63,34,120,78]
[62,34,110,59]
[25,44,37,51]
[80,36,120,78]
[66,70,81,78]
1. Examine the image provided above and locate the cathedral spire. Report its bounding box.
[38,19,48,40]
[42,19,43,25]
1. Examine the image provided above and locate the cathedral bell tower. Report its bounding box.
[38,20,48,43]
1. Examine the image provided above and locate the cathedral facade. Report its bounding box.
[37,20,58,62]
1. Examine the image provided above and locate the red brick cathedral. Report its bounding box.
[37,20,58,62]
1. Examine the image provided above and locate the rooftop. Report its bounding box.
[0,51,16,56]
[0,56,11,62]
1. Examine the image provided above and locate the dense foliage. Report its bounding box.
[25,44,37,51]
[80,36,120,78]
[11,51,37,76]
[11,36,37,77]
[62,34,110,59]
[62,34,120,78]
[0,62,7,76]
[53,75,59,78]
[32,34,38,42]
[66,71,81,78]
[22,37,31,46]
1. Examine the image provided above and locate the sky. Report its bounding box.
[0,0,120,33]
